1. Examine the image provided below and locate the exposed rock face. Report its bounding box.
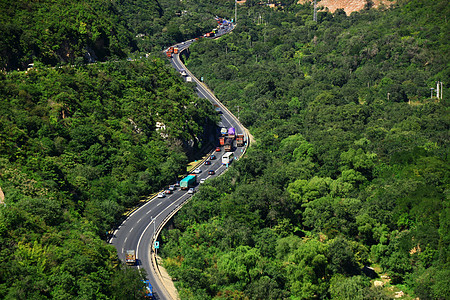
[298,0,396,15]
[0,187,4,204]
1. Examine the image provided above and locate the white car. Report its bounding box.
[157,193,165,198]
[193,168,202,174]
[187,188,195,194]
[200,178,206,184]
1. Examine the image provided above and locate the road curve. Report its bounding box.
[110,24,247,300]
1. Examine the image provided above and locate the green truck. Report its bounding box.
[180,175,196,190]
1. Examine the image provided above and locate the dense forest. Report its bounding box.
[0,0,236,71]
[159,0,450,299]
[0,0,449,299]
[0,0,226,297]
[0,58,219,298]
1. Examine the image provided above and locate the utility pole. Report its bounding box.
[313,0,317,22]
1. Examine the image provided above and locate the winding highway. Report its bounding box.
[110,23,248,299]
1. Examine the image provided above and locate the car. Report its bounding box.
[193,168,202,174]
[187,188,195,194]
[157,193,165,198]
[200,178,206,184]
[210,155,216,160]
[208,170,215,175]
[204,160,211,165]
[169,185,176,191]
[174,182,180,187]
[215,147,221,152]
[165,189,172,194]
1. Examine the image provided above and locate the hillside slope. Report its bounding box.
[0,0,136,70]
[161,0,449,298]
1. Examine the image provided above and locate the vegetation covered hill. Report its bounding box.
[0,0,230,298]
[0,0,236,70]
[160,0,450,299]
[0,59,217,298]
[0,0,138,70]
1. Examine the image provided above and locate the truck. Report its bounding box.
[236,134,245,147]
[142,280,153,299]
[166,47,174,58]
[126,250,136,266]
[224,137,234,152]
[180,175,196,190]
[227,127,236,139]
[220,127,228,136]
[219,136,225,146]
[173,47,179,54]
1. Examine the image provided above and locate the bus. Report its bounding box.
[222,152,234,165]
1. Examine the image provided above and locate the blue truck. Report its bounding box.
[142,280,153,298]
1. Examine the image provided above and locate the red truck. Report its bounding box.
[236,134,245,147]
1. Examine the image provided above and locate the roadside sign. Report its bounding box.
[154,241,159,249]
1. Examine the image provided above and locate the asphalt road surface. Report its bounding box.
[110,22,246,300]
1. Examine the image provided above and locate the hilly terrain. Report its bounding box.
[0,0,222,298]
[0,0,448,299]
[159,0,450,299]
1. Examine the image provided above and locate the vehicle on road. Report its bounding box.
[236,134,245,147]
[204,160,211,165]
[224,138,233,152]
[188,188,195,194]
[125,250,136,266]
[222,152,234,165]
[215,147,221,152]
[208,170,215,175]
[200,178,206,184]
[157,193,165,198]
[180,175,197,190]
[169,185,176,191]
[142,280,153,299]
[210,154,216,160]
[165,189,172,194]
[193,168,202,174]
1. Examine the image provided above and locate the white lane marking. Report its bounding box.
[124,237,128,244]
[136,193,190,269]
[157,202,162,207]
[146,210,152,215]
[130,227,134,232]
[197,88,234,125]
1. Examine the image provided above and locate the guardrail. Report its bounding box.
[110,23,250,300]
[148,29,251,300]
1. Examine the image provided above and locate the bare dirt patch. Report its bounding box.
[298,0,396,15]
